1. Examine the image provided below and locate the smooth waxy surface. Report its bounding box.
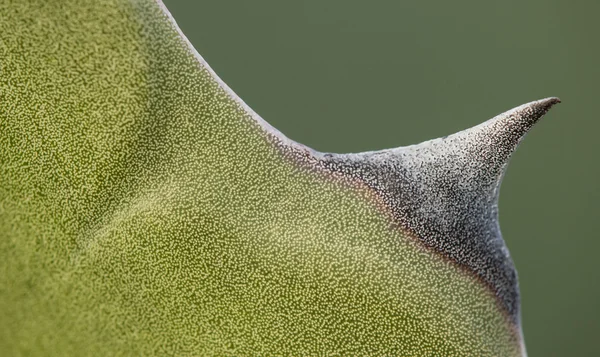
[0,0,550,355]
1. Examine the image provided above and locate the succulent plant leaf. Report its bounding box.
[0,0,558,356]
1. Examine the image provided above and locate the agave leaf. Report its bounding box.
[0,0,559,355]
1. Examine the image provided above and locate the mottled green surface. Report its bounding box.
[1,0,520,355]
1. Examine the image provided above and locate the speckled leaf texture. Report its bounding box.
[0,1,559,356]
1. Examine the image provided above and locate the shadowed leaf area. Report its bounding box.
[0,0,557,355]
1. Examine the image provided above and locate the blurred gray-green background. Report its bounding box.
[163,1,598,355]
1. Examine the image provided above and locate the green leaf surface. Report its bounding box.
[0,0,558,355]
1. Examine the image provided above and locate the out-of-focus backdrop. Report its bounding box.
[163,1,598,355]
